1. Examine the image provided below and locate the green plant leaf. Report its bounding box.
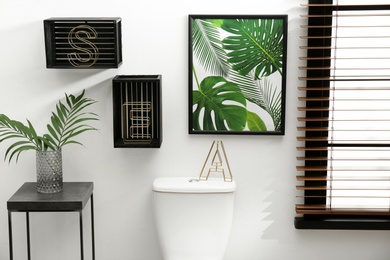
[51,113,63,133]
[47,124,60,142]
[46,90,99,149]
[65,94,72,109]
[0,134,23,142]
[5,140,35,163]
[221,18,284,79]
[38,136,55,151]
[41,135,57,151]
[62,128,97,145]
[27,120,41,150]
[12,120,33,139]
[62,140,83,147]
[0,115,40,162]
[62,118,98,138]
[10,145,37,163]
[192,18,230,77]
[0,90,99,163]
[247,111,267,131]
[56,104,66,124]
[230,72,283,131]
[74,89,85,103]
[255,79,282,131]
[192,76,247,131]
[61,126,97,147]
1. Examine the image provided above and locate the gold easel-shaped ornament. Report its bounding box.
[199,140,233,182]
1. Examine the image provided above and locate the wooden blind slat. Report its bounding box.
[298,117,328,121]
[299,87,390,90]
[297,186,390,191]
[301,14,390,18]
[301,4,390,7]
[297,176,390,181]
[296,205,390,216]
[299,97,390,101]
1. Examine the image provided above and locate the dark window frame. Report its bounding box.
[295,0,390,230]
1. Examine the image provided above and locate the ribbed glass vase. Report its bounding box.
[36,149,63,193]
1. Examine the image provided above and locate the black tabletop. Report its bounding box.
[7,182,94,212]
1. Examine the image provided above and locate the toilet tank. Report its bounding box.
[153,177,236,260]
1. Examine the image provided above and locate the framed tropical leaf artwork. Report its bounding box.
[189,15,288,135]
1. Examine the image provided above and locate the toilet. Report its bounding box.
[152,177,236,260]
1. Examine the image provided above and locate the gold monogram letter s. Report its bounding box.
[67,25,99,67]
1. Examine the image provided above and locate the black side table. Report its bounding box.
[7,182,95,260]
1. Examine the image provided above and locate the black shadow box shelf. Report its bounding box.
[113,75,162,148]
[44,17,122,69]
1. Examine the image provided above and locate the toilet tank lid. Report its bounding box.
[153,177,236,193]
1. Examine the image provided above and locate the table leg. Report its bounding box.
[26,212,31,260]
[91,194,95,260]
[79,211,84,260]
[8,211,13,260]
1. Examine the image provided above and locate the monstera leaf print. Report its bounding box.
[192,76,247,131]
[247,111,267,131]
[190,16,286,133]
[221,19,284,79]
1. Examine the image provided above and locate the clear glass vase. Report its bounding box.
[36,149,63,193]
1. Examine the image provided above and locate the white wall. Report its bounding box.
[0,0,390,259]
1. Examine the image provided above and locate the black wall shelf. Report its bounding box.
[113,75,162,148]
[44,17,122,69]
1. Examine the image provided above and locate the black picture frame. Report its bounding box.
[189,15,288,135]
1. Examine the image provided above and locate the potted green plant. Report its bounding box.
[0,90,99,193]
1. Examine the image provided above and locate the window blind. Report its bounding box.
[296,0,390,227]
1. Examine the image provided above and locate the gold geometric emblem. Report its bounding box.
[199,140,233,182]
[67,25,99,67]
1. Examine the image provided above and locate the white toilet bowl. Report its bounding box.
[153,177,236,260]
